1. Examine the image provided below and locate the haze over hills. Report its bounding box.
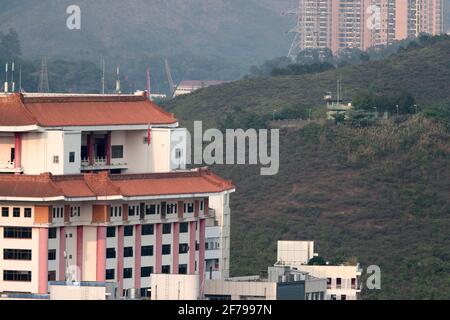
[165,38,450,299]
[0,0,294,89]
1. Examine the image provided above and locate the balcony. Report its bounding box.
[80,157,128,171]
[0,161,23,173]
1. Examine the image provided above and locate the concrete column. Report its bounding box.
[59,227,66,281]
[87,133,95,166]
[189,221,196,274]
[38,228,48,294]
[76,226,83,280]
[117,226,124,296]
[96,226,106,281]
[172,222,179,274]
[134,224,142,290]
[199,219,205,286]
[155,224,162,273]
[14,132,22,173]
[106,131,112,165]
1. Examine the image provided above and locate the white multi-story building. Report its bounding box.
[0,92,235,299]
[276,241,361,300]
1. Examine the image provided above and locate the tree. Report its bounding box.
[308,256,327,266]
[0,28,21,60]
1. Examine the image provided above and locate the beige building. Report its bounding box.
[294,0,444,54]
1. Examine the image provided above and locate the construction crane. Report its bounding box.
[165,59,175,99]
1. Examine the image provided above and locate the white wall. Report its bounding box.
[277,241,314,265]
[151,274,200,300]
[63,131,81,174]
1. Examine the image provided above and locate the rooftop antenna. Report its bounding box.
[38,57,50,93]
[115,66,121,95]
[11,62,15,93]
[4,63,8,93]
[101,57,106,94]
[146,67,151,100]
[19,65,22,92]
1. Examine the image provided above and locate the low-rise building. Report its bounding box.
[173,80,227,97]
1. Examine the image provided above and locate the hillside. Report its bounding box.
[165,40,450,299]
[0,0,293,90]
[166,37,450,127]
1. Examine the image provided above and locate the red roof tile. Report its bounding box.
[0,168,234,199]
[0,93,177,128]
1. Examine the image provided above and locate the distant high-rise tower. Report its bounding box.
[291,0,443,55]
[38,57,50,93]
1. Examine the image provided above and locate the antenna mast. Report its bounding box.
[165,59,175,98]
[146,67,152,100]
[38,57,50,93]
[101,57,106,94]
[115,66,121,94]
[4,63,8,93]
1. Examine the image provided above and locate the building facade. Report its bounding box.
[0,92,235,298]
[295,0,443,53]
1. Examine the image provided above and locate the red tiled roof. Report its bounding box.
[0,93,177,128]
[0,168,234,199]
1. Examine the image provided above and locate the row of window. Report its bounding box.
[105,264,189,280]
[106,243,190,259]
[106,222,191,238]
[3,227,32,239]
[3,270,32,282]
[1,207,32,218]
[3,249,32,261]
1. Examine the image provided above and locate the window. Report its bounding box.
[327,278,332,289]
[124,226,134,237]
[123,268,132,279]
[140,288,151,298]
[4,227,32,239]
[341,295,347,301]
[331,294,337,301]
[162,244,171,255]
[106,248,116,259]
[166,203,177,214]
[351,278,356,289]
[195,242,199,251]
[179,243,189,254]
[146,204,158,215]
[53,155,59,164]
[24,208,32,218]
[178,264,188,274]
[13,208,20,218]
[141,245,153,257]
[141,266,153,278]
[106,269,115,280]
[107,227,116,238]
[336,278,342,289]
[142,224,154,235]
[69,152,75,163]
[124,247,133,258]
[3,270,31,282]
[128,205,138,217]
[200,200,204,211]
[184,202,194,213]
[48,271,56,281]
[111,145,124,159]
[2,207,9,217]
[3,249,32,261]
[71,206,81,217]
[180,222,189,233]
[161,265,170,274]
[162,223,171,234]
[48,249,57,261]
[48,228,57,239]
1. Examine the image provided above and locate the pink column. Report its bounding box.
[155,224,162,273]
[14,133,22,173]
[96,226,106,281]
[59,227,66,281]
[38,228,48,294]
[117,226,124,296]
[106,131,112,165]
[134,225,142,290]
[76,226,83,281]
[87,133,95,166]
[189,221,196,274]
[172,223,179,274]
[199,219,206,286]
